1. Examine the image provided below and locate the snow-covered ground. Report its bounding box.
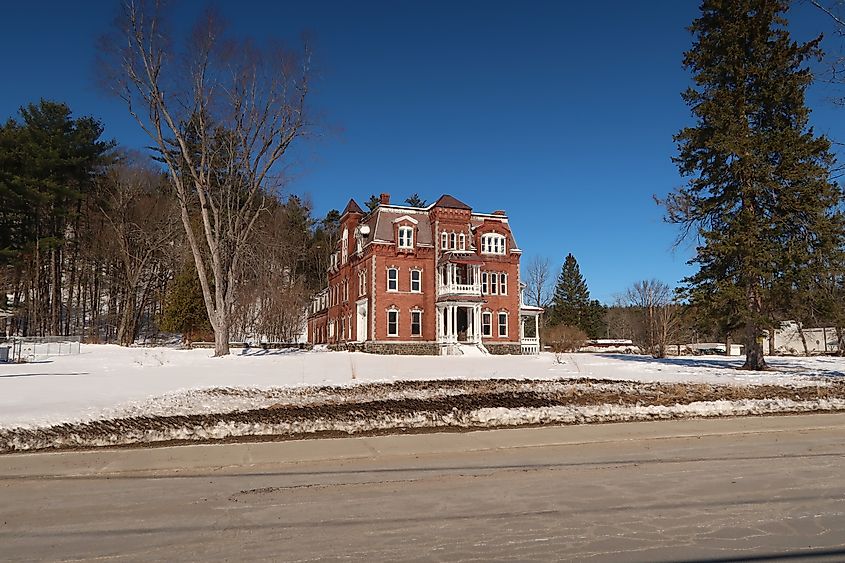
[1,344,843,429]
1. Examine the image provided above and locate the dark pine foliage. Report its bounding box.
[550,254,603,337]
[667,0,845,369]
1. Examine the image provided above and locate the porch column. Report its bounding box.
[436,306,442,339]
[446,306,452,342]
[534,315,539,343]
[466,306,473,343]
[474,306,482,343]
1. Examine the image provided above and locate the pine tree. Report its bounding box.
[405,193,427,207]
[160,268,212,345]
[667,0,844,370]
[550,254,590,329]
[365,194,380,211]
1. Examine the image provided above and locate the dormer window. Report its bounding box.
[481,233,506,255]
[398,226,414,249]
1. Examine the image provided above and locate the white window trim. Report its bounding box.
[441,231,448,250]
[482,312,492,337]
[481,272,488,294]
[410,310,422,337]
[481,233,506,255]
[459,233,466,250]
[387,267,399,292]
[387,309,399,337]
[398,226,414,249]
[410,269,422,293]
[500,273,507,295]
[490,272,499,295]
[498,312,508,337]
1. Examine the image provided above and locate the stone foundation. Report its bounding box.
[330,342,440,355]
[484,342,523,355]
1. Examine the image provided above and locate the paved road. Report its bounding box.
[2,415,845,562]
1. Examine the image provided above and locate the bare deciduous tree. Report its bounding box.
[623,279,679,358]
[98,155,179,346]
[102,1,309,355]
[523,256,552,308]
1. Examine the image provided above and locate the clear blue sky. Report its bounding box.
[2,1,843,303]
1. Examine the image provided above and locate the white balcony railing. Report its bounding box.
[438,282,481,296]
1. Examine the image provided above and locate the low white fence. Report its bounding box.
[1,336,82,363]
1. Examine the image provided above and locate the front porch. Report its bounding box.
[520,306,543,354]
[437,302,482,345]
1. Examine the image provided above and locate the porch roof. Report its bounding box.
[437,251,485,266]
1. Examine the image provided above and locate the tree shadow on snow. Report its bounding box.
[237,347,307,358]
[596,353,744,370]
[596,353,845,377]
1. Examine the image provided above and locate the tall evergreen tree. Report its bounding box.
[365,194,380,211]
[550,253,590,328]
[666,0,844,369]
[405,193,427,207]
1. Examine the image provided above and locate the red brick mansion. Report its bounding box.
[307,193,542,355]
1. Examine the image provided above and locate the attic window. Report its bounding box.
[398,226,414,249]
[481,234,506,255]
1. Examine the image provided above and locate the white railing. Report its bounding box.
[521,337,539,355]
[438,282,481,296]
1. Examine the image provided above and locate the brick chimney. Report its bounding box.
[492,210,506,216]
[379,193,391,205]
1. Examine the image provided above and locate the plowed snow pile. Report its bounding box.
[2,345,845,452]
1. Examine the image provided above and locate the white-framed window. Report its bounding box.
[490,272,499,295]
[500,273,507,295]
[341,316,346,340]
[328,319,335,338]
[398,226,414,249]
[358,270,367,296]
[387,267,398,291]
[410,269,422,292]
[387,309,399,337]
[449,232,456,249]
[482,312,492,337]
[459,233,466,250]
[343,279,349,302]
[481,272,488,294]
[481,233,506,255]
[411,310,422,336]
[498,312,508,337]
[341,228,349,264]
[441,231,448,250]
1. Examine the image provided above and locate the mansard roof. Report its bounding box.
[341,198,364,216]
[371,208,434,246]
[433,194,472,210]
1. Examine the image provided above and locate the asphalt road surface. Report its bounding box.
[2,415,845,562]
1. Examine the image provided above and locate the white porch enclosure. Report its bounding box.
[437,302,482,344]
[520,307,542,355]
[438,260,481,296]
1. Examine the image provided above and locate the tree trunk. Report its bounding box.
[742,321,767,370]
[213,316,230,356]
[836,326,845,357]
[116,298,137,347]
[797,322,810,356]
